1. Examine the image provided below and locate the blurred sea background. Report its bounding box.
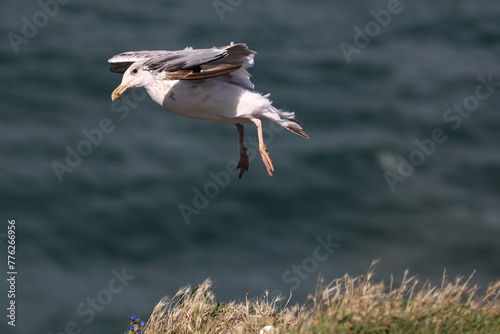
[1,0,500,333]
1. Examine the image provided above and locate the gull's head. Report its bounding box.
[111,62,153,101]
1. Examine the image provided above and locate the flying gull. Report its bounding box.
[108,43,309,178]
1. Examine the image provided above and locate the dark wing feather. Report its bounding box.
[211,43,256,66]
[109,62,135,73]
[163,64,243,80]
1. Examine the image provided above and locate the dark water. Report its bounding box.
[1,0,500,333]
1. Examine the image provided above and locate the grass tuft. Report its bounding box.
[130,262,500,334]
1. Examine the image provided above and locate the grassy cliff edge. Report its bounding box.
[125,263,500,333]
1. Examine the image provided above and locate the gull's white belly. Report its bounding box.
[145,78,270,124]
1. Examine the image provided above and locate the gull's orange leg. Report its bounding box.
[251,118,274,176]
[235,124,249,179]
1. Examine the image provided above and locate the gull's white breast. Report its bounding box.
[145,76,270,124]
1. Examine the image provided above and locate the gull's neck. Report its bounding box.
[144,80,177,105]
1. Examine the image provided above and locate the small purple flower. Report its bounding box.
[130,325,136,331]
[131,314,138,321]
[140,321,145,327]
[137,330,142,334]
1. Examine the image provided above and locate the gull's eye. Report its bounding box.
[132,68,138,74]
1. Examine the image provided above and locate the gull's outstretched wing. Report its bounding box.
[145,47,227,72]
[108,43,256,83]
[144,43,255,81]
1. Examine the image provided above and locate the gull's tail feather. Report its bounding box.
[265,105,309,139]
[284,122,309,139]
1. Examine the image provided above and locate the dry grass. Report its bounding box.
[142,278,299,334]
[128,262,500,334]
[295,261,500,333]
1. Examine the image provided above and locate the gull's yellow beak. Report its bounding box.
[111,82,131,101]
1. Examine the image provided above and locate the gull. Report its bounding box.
[108,43,309,178]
